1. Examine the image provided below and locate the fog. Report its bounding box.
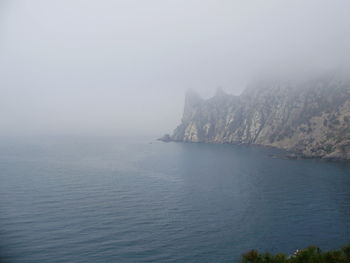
[1,0,350,136]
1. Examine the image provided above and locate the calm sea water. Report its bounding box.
[1,136,350,263]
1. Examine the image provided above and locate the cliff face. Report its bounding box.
[170,75,350,160]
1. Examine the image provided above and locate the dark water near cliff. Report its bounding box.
[1,136,350,263]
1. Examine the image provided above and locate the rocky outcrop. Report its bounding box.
[168,74,350,160]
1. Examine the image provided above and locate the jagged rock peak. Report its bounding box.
[166,73,350,160]
[215,87,226,97]
[182,89,203,123]
[185,88,202,103]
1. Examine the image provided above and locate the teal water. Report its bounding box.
[1,136,350,262]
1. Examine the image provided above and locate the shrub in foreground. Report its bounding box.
[240,244,350,263]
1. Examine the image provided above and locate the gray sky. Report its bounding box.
[1,0,350,136]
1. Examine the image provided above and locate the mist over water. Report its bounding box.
[1,137,350,262]
[1,0,350,136]
[1,1,350,262]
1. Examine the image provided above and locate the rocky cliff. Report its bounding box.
[167,74,350,160]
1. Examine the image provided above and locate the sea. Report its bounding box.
[1,135,350,263]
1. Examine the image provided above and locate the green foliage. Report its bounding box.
[239,244,350,263]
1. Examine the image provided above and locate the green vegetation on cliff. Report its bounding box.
[239,245,350,263]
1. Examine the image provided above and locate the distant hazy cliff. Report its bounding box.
[166,74,350,160]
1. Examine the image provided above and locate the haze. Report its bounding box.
[1,0,350,136]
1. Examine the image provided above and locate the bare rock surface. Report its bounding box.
[168,74,350,160]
